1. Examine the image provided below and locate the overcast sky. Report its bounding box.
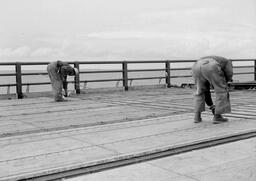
[0,0,255,62]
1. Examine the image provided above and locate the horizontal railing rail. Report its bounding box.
[0,59,255,98]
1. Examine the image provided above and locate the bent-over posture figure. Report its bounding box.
[47,60,78,101]
[192,56,233,124]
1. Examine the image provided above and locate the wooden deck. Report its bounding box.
[1,88,256,180]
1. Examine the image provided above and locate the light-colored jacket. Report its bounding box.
[201,56,233,82]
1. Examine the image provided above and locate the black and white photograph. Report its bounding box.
[0,0,256,180]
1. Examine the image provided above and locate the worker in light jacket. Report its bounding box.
[47,60,78,102]
[192,56,233,124]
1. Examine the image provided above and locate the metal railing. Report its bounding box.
[0,59,255,99]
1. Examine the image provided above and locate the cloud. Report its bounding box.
[0,46,58,60]
[1,28,255,62]
[135,7,228,30]
[87,31,172,39]
[0,46,31,57]
[138,7,222,21]
[30,48,55,57]
[86,31,207,40]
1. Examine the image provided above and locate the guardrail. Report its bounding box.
[0,59,256,99]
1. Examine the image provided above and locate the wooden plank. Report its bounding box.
[0,106,178,136]
[1,88,256,180]
[0,146,116,180]
[0,114,254,180]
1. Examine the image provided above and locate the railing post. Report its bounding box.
[15,62,23,99]
[74,61,80,94]
[165,60,171,88]
[122,61,128,91]
[254,60,256,81]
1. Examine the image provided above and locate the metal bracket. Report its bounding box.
[7,85,10,95]
[159,78,162,84]
[26,84,30,93]
[129,79,133,86]
[116,80,120,88]
[83,82,87,89]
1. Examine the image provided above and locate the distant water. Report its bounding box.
[0,67,254,94]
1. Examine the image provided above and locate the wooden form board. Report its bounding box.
[1,88,256,180]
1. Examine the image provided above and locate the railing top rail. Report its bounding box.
[230,59,256,61]
[0,62,17,66]
[0,62,50,66]
[76,61,123,64]
[0,59,255,66]
[0,61,123,65]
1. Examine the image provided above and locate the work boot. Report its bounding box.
[209,105,215,115]
[194,112,202,123]
[55,96,67,102]
[213,114,228,124]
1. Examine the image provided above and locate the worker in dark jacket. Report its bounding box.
[192,56,233,124]
[47,60,78,101]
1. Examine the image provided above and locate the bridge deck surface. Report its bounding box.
[0,88,256,180]
[66,137,256,181]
